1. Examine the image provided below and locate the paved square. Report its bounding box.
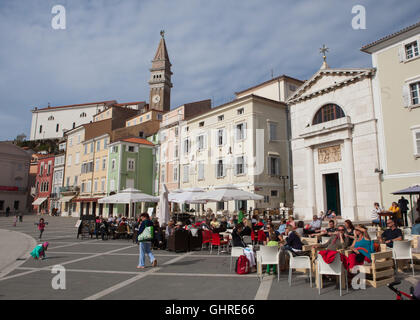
[0,215,418,300]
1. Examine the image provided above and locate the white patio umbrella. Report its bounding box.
[193,184,264,202]
[98,188,159,218]
[168,187,207,204]
[192,184,263,213]
[158,184,170,226]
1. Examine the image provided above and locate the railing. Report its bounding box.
[59,186,80,193]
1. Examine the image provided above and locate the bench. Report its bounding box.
[356,251,395,288]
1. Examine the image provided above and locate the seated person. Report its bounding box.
[347,225,374,274]
[280,225,303,253]
[295,221,305,237]
[210,218,220,230]
[266,232,279,275]
[231,224,246,248]
[303,215,321,235]
[380,219,402,248]
[412,217,420,235]
[371,202,384,226]
[389,202,402,226]
[263,223,278,243]
[286,216,296,229]
[314,225,349,251]
[241,219,252,236]
[312,220,337,238]
[325,210,336,220]
[276,219,287,235]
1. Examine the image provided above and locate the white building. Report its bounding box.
[288,61,382,221]
[29,100,116,141]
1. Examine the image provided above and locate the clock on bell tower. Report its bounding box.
[149,30,172,112]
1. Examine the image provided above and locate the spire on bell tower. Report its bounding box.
[149,30,173,112]
[319,44,330,70]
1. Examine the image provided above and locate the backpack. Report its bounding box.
[235,255,250,275]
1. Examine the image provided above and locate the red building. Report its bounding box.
[32,154,55,214]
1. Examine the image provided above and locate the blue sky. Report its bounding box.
[0,0,418,140]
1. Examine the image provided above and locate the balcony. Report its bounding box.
[59,186,80,194]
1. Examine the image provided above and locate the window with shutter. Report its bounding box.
[198,162,204,180]
[410,82,420,106]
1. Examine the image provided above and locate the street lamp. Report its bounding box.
[279,175,289,206]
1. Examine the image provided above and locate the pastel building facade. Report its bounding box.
[361,21,420,214]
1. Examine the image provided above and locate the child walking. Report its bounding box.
[30,242,49,260]
[35,218,48,240]
[266,233,279,275]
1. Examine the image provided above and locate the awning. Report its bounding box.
[32,197,47,206]
[59,195,76,203]
[73,197,102,202]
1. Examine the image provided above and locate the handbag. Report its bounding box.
[138,225,154,242]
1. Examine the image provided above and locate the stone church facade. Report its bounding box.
[288,65,382,221]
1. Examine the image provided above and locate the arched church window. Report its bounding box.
[312,104,345,125]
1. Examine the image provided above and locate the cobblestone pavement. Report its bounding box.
[0,215,418,300]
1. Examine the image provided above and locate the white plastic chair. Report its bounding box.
[402,228,412,241]
[392,240,415,276]
[317,253,348,296]
[230,247,244,271]
[368,230,378,241]
[257,246,280,282]
[286,250,312,287]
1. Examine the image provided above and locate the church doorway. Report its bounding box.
[324,173,341,216]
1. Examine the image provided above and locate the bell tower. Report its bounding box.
[149,30,172,112]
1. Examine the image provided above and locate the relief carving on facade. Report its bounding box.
[318,145,341,164]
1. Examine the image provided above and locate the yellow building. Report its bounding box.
[60,125,85,217]
[361,21,420,219]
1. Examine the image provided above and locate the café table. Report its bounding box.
[379,211,394,226]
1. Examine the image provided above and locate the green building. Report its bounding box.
[106,137,156,217]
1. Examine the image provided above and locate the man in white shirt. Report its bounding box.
[304,215,321,235]
[371,202,384,227]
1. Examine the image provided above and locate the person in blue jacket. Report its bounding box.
[137,213,157,269]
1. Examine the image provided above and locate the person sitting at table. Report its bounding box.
[210,217,220,230]
[241,219,252,236]
[311,220,337,238]
[371,202,384,227]
[266,232,280,275]
[303,215,321,235]
[220,217,228,231]
[254,218,264,230]
[389,202,403,226]
[231,223,246,248]
[263,223,278,244]
[277,219,287,235]
[412,217,420,235]
[280,225,303,253]
[286,216,296,229]
[314,225,349,251]
[295,221,305,237]
[347,225,374,274]
[344,219,355,241]
[380,219,402,248]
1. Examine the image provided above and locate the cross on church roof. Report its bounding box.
[319,44,329,62]
[160,30,165,38]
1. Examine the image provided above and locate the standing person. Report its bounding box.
[238,207,245,224]
[13,213,18,227]
[30,242,49,260]
[35,218,48,240]
[18,211,23,223]
[137,213,157,269]
[5,206,10,217]
[398,196,409,227]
